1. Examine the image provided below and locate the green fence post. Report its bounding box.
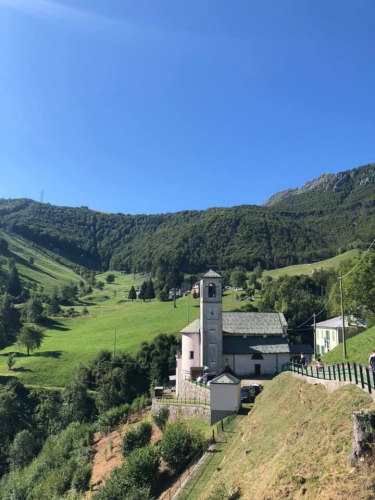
[348,362,352,382]
[359,365,365,389]
[365,367,372,394]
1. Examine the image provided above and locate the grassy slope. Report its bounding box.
[190,373,375,500]
[0,231,80,293]
[263,249,359,279]
[321,324,375,366]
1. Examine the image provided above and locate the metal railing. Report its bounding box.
[158,413,237,500]
[282,361,375,394]
[156,397,210,407]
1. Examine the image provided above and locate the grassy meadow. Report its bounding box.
[0,231,81,293]
[263,249,359,279]
[0,240,362,389]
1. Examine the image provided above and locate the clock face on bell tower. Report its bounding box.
[205,307,218,320]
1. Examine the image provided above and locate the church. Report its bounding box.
[176,270,290,394]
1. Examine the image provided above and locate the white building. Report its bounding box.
[176,270,290,395]
[315,316,365,355]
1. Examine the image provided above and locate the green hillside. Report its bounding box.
[0,230,81,294]
[263,249,359,279]
[187,373,375,500]
[1,162,375,275]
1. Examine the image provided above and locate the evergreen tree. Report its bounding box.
[6,260,22,298]
[129,286,137,302]
[138,281,148,302]
[146,279,155,302]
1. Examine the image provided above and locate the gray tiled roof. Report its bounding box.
[181,312,288,335]
[223,335,290,354]
[222,312,287,335]
[181,319,200,334]
[210,372,240,385]
[202,269,222,278]
[315,316,350,329]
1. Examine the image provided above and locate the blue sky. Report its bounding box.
[1,0,374,215]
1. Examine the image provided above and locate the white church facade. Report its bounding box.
[176,270,290,395]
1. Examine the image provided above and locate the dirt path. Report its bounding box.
[86,414,162,498]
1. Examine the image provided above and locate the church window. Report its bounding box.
[208,283,216,298]
[252,353,264,360]
[189,351,194,359]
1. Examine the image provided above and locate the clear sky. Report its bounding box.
[1,0,374,215]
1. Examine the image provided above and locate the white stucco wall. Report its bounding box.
[210,383,240,412]
[181,332,200,376]
[224,353,289,376]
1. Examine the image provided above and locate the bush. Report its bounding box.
[8,429,36,470]
[98,404,130,433]
[71,462,92,492]
[152,406,170,431]
[160,420,203,473]
[121,421,153,457]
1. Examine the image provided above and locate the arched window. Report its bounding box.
[208,283,216,298]
[252,353,264,360]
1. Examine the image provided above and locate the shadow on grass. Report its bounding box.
[33,351,62,358]
[12,367,34,373]
[42,318,70,331]
[238,406,251,416]
[0,374,18,385]
[1,351,62,359]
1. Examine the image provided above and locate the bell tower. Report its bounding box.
[200,270,223,373]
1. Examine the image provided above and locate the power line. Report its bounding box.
[340,237,375,279]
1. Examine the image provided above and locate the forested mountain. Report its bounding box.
[1,162,374,274]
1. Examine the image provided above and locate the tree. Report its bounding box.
[0,293,21,337]
[105,274,115,283]
[6,260,22,298]
[21,297,44,323]
[146,279,155,301]
[230,270,247,289]
[122,445,160,494]
[8,429,36,470]
[128,286,137,302]
[138,281,148,302]
[17,325,45,356]
[166,268,184,308]
[253,262,263,279]
[152,406,169,431]
[160,420,203,473]
[7,353,16,371]
[46,287,61,316]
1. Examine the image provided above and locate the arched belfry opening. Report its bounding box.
[208,283,216,298]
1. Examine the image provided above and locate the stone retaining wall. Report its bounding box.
[152,400,210,423]
[179,378,211,402]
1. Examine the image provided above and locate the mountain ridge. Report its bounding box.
[0,161,374,274]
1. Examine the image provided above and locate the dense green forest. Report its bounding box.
[0,163,375,275]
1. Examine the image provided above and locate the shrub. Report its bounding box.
[121,421,153,457]
[160,420,203,473]
[71,462,92,492]
[152,406,170,431]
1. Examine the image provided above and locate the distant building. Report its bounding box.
[315,316,365,355]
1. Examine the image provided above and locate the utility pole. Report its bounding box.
[113,329,117,359]
[339,277,347,359]
[313,312,316,360]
